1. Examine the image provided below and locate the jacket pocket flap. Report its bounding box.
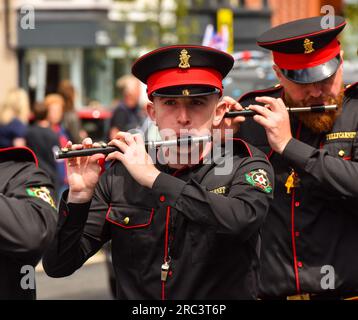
[106,205,154,229]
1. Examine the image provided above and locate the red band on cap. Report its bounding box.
[147,67,223,97]
[273,39,340,70]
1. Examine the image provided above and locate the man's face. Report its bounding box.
[124,85,141,109]
[146,93,224,166]
[148,94,221,138]
[274,64,344,133]
[275,63,344,108]
[47,103,64,125]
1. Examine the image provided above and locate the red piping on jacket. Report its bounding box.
[232,138,253,157]
[291,188,301,293]
[345,82,358,93]
[291,121,302,294]
[162,206,171,300]
[237,85,282,103]
[267,149,274,160]
[105,205,155,229]
[0,146,39,167]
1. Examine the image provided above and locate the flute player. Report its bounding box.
[223,16,358,300]
[43,45,274,299]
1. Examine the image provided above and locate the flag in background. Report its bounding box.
[202,24,229,52]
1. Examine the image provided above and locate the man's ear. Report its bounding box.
[146,101,156,122]
[213,99,228,126]
[273,64,284,84]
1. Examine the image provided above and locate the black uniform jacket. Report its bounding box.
[0,147,57,299]
[43,140,274,300]
[237,82,358,298]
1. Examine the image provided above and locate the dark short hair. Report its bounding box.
[33,101,48,121]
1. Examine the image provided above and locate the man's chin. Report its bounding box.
[285,91,344,133]
[296,111,338,133]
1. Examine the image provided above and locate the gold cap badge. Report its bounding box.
[303,38,314,54]
[179,49,191,69]
[182,89,190,96]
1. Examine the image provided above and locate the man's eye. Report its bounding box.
[164,100,176,106]
[191,99,204,106]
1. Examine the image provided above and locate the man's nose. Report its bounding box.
[176,105,191,125]
[307,83,323,97]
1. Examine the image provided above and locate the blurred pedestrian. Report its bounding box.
[58,79,86,143]
[44,93,69,196]
[0,88,30,148]
[26,101,62,197]
[109,75,144,140]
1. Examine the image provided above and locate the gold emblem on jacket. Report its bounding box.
[326,132,356,141]
[210,186,226,194]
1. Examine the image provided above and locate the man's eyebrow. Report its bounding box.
[190,96,209,101]
[156,97,173,102]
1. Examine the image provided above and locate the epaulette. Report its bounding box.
[0,147,38,166]
[344,82,358,96]
[238,84,283,104]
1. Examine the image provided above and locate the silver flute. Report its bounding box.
[55,135,212,159]
[223,104,337,118]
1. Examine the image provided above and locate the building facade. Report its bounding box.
[0,1,18,103]
[1,0,351,109]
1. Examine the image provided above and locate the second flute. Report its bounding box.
[224,104,337,118]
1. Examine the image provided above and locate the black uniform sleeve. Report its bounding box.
[151,156,274,242]
[42,170,112,278]
[0,162,57,264]
[282,137,358,197]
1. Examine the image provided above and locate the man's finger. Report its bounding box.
[222,96,237,105]
[232,116,246,124]
[82,137,93,147]
[252,114,272,129]
[277,98,287,111]
[108,139,129,153]
[255,96,282,112]
[133,133,145,146]
[88,154,105,165]
[115,132,135,146]
[249,104,273,118]
[105,151,124,162]
[66,157,79,168]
